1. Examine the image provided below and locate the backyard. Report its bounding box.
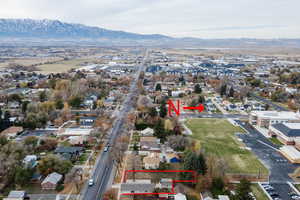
[185,118,268,175]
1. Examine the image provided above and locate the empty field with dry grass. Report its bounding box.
[185,118,268,175]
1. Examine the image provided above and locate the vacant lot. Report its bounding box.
[36,58,97,73]
[0,57,62,68]
[186,118,268,174]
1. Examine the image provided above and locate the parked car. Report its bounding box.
[88,179,94,186]
[104,146,109,152]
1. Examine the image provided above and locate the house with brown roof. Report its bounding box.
[143,153,161,169]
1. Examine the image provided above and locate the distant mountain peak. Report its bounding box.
[0,18,171,40]
[0,18,299,47]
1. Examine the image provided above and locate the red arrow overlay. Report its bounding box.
[183,104,205,112]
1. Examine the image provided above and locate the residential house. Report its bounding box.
[218,196,230,200]
[68,136,85,145]
[141,127,154,136]
[171,90,185,97]
[157,178,173,189]
[23,155,37,169]
[249,111,300,128]
[143,153,160,169]
[54,146,84,160]
[83,95,97,108]
[80,116,96,128]
[57,128,92,137]
[120,183,155,194]
[165,153,181,163]
[175,193,187,200]
[140,136,160,152]
[41,172,63,190]
[226,104,237,111]
[269,123,300,145]
[3,191,28,200]
[8,101,20,109]
[1,126,23,139]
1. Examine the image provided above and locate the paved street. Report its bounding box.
[250,93,289,111]
[180,113,248,119]
[80,50,148,200]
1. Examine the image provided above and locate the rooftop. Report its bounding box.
[120,183,155,192]
[7,191,26,198]
[251,111,300,120]
[272,123,300,137]
[42,172,62,185]
[280,145,300,160]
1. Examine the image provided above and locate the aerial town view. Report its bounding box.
[0,1,300,200]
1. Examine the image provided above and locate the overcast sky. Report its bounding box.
[1,0,300,38]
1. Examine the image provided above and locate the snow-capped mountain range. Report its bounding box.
[0,18,299,47]
[0,18,170,40]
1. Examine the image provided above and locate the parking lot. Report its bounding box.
[261,183,300,200]
[236,120,300,199]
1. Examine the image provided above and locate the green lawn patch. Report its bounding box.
[251,184,269,200]
[77,153,89,164]
[269,137,283,146]
[294,184,300,192]
[186,118,268,174]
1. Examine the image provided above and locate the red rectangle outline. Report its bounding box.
[121,170,197,196]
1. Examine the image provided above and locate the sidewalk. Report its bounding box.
[254,126,271,138]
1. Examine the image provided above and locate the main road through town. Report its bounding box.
[80,50,148,200]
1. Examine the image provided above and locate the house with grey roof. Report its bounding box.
[120,183,155,194]
[269,123,300,145]
[54,146,84,160]
[4,190,28,200]
[23,155,37,169]
[41,172,62,190]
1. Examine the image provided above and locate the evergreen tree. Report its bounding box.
[39,91,47,102]
[21,101,30,113]
[154,119,166,141]
[229,87,235,97]
[181,151,207,179]
[197,153,207,175]
[220,84,227,96]
[149,107,158,117]
[211,177,226,197]
[198,95,205,104]
[55,99,64,110]
[194,84,202,94]
[234,178,252,200]
[155,83,162,91]
[159,101,167,118]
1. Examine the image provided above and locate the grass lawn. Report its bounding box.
[251,184,269,200]
[294,184,300,192]
[76,152,89,164]
[269,137,284,146]
[186,118,268,174]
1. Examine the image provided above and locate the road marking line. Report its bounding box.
[257,140,279,151]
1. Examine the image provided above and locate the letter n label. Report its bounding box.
[167,100,180,117]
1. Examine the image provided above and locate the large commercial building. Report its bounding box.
[269,123,300,145]
[249,111,300,128]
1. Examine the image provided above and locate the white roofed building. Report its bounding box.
[280,145,300,163]
[249,111,300,128]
